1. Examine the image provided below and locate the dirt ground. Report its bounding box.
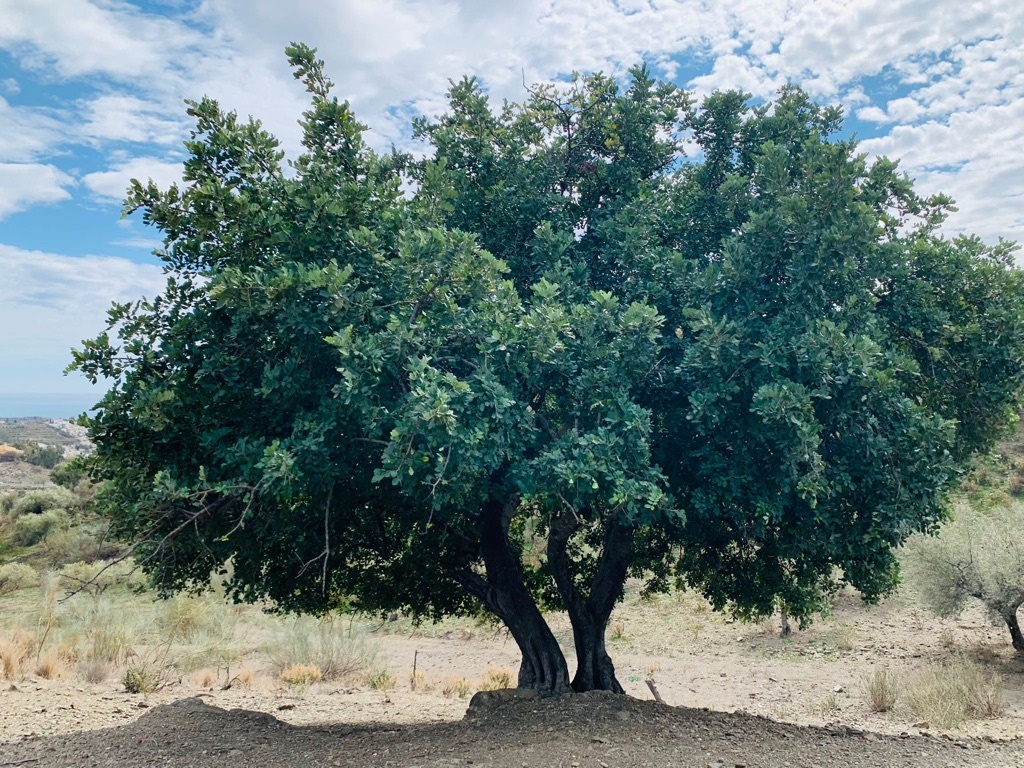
[0,460,53,491]
[3,588,1024,767]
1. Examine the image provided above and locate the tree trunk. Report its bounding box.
[779,602,791,638]
[569,612,624,693]
[548,511,634,693]
[1005,611,1024,653]
[453,497,572,696]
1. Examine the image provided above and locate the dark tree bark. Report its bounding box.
[1005,610,1024,653]
[548,510,635,693]
[453,497,572,696]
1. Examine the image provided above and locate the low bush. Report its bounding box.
[10,488,76,517]
[50,459,88,490]
[0,562,40,594]
[11,509,69,547]
[41,526,122,568]
[124,665,161,694]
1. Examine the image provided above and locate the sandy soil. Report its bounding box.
[2,587,1024,767]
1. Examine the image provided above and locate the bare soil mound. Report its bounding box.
[2,692,1021,768]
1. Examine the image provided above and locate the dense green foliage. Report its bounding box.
[16,442,66,469]
[71,45,1024,693]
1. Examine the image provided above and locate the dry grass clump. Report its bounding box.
[904,657,1005,728]
[265,616,378,682]
[35,647,71,679]
[0,629,34,679]
[229,666,254,689]
[862,666,901,713]
[79,658,112,684]
[478,666,514,691]
[366,666,397,691]
[280,663,322,686]
[194,667,218,688]
[441,676,472,698]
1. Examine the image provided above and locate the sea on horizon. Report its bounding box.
[0,393,101,420]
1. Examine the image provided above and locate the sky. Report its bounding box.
[1,0,1022,417]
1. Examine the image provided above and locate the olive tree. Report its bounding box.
[904,500,1024,652]
[71,45,1024,695]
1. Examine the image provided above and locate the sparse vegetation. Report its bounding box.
[862,666,901,713]
[441,676,472,699]
[903,656,1005,728]
[265,616,378,682]
[366,666,397,691]
[478,666,514,690]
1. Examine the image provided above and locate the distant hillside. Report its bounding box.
[0,418,93,456]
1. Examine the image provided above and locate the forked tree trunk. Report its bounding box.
[453,498,572,696]
[1005,610,1024,653]
[548,512,634,693]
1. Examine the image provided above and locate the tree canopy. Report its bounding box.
[71,44,1024,695]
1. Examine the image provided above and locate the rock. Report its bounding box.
[913,721,930,729]
[465,688,539,716]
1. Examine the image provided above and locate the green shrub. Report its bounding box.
[40,526,120,568]
[10,488,76,517]
[124,665,161,694]
[50,460,88,491]
[11,509,69,547]
[17,443,65,469]
[0,562,40,594]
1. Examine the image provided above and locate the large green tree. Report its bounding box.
[72,46,1024,695]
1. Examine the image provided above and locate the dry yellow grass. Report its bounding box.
[34,648,70,680]
[280,663,322,685]
[0,629,33,679]
[904,657,1006,728]
[441,676,472,699]
[230,667,254,689]
[478,666,513,691]
[194,667,218,688]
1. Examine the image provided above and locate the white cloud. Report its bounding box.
[82,157,184,203]
[0,97,64,162]
[0,163,74,218]
[0,244,167,393]
[0,0,1022,250]
[0,0,202,82]
[78,94,188,145]
[861,98,1024,243]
